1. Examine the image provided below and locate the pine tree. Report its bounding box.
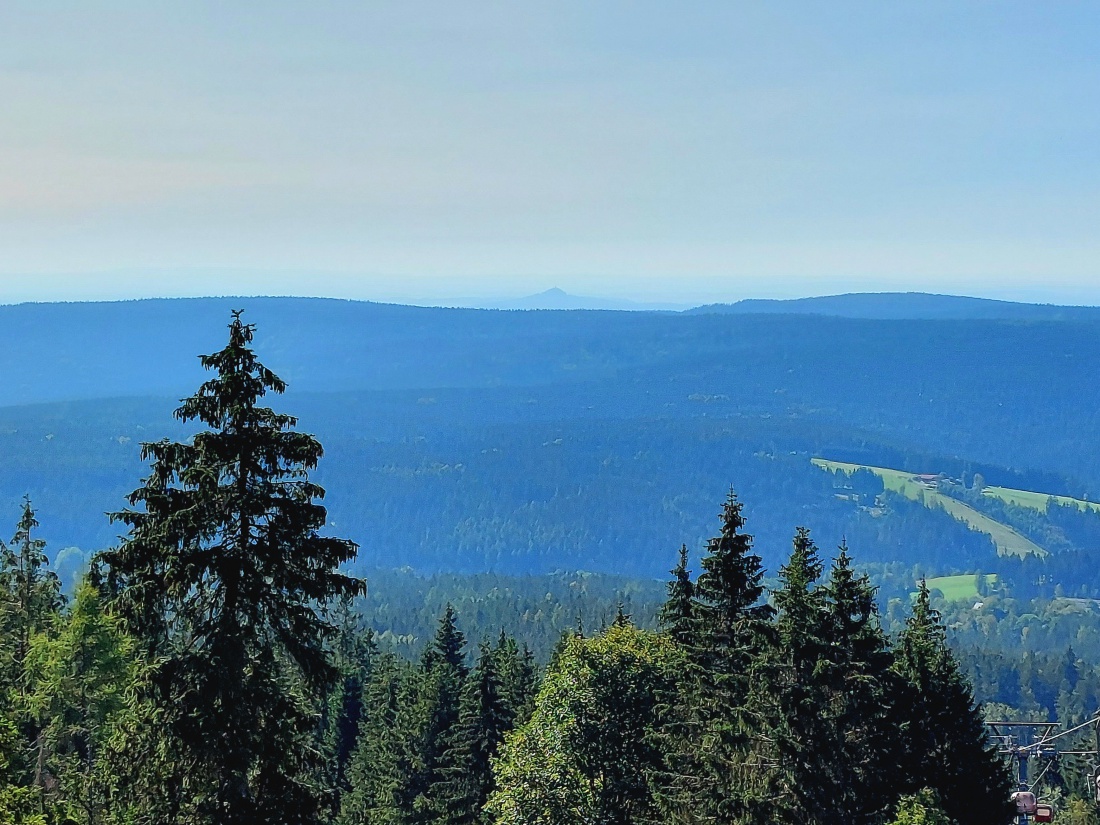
[765,527,831,824]
[409,604,468,822]
[338,652,411,825]
[818,543,899,825]
[436,643,511,825]
[97,311,363,825]
[0,498,63,692]
[656,489,775,824]
[893,581,1014,825]
[659,544,694,646]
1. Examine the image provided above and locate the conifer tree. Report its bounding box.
[0,717,45,825]
[436,643,511,825]
[492,632,537,730]
[0,499,64,815]
[818,543,899,825]
[893,581,1014,825]
[323,598,377,817]
[409,604,468,821]
[692,490,774,666]
[98,311,363,825]
[21,578,134,825]
[765,527,831,824]
[338,652,411,825]
[659,544,694,646]
[0,498,63,692]
[657,490,775,824]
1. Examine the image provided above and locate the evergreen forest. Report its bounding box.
[1,307,1098,824]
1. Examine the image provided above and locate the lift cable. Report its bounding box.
[1017,714,1100,752]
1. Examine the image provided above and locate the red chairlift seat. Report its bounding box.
[1034,803,1054,823]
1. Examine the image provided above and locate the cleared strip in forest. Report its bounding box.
[981,485,1100,514]
[812,458,1046,558]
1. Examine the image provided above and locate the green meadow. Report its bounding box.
[925,573,998,602]
[981,485,1100,513]
[812,459,1045,558]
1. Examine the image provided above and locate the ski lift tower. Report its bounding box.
[987,717,1100,825]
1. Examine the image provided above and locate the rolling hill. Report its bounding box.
[3,296,1100,584]
[690,292,1100,321]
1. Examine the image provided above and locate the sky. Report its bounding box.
[0,2,1098,306]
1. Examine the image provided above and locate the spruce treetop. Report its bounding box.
[98,311,363,824]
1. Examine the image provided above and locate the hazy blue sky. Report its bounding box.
[1,2,1098,305]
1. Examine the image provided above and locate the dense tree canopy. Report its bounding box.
[98,312,363,824]
[0,311,1062,825]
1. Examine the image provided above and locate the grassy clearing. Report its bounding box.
[981,486,1100,514]
[926,573,997,602]
[813,459,1045,558]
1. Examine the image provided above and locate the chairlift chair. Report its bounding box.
[1011,791,1037,815]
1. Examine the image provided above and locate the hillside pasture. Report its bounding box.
[925,573,998,602]
[814,459,1045,558]
[982,486,1100,514]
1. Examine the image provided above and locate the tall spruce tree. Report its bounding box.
[659,544,694,646]
[893,581,1014,825]
[0,498,63,692]
[436,643,511,825]
[409,605,468,822]
[338,652,412,825]
[818,543,899,825]
[98,311,363,825]
[765,527,831,825]
[657,490,775,824]
[322,598,377,818]
[492,632,537,730]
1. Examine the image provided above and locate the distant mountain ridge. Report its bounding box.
[453,287,686,312]
[689,292,1100,321]
[4,294,1100,578]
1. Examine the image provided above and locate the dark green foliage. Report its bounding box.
[338,603,534,825]
[764,527,831,824]
[338,652,411,824]
[691,490,774,665]
[322,597,378,815]
[0,498,63,693]
[355,569,664,663]
[659,544,694,646]
[657,490,775,824]
[491,632,538,729]
[893,582,1015,825]
[411,606,469,821]
[97,313,362,825]
[435,644,511,825]
[816,543,901,825]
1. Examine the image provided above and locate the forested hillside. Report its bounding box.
[4,297,1100,592]
[2,307,1098,824]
